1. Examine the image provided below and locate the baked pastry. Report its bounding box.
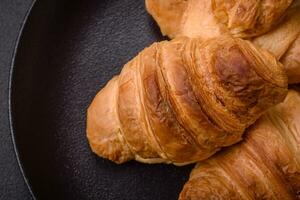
[146,0,300,83]
[179,89,300,200]
[86,36,287,165]
[252,1,300,83]
[146,0,293,39]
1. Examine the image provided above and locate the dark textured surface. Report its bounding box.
[0,0,33,199]
[10,0,193,199]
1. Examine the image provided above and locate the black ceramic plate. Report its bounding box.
[9,0,193,200]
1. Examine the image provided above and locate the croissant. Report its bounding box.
[146,0,300,83]
[86,36,287,165]
[252,0,300,84]
[179,88,300,200]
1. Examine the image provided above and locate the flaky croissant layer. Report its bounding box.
[146,0,293,39]
[180,89,300,200]
[87,36,287,165]
[146,0,300,83]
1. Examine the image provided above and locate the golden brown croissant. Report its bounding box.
[179,89,300,200]
[252,0,300,84]
[86,36,287,165]
[146,0,293,39]
[146,0,300,83]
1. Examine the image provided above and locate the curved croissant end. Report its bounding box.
[87,36,287,165]
[145,0,188,38]
[179,89,300,200]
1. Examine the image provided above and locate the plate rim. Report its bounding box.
[8,0,37,199]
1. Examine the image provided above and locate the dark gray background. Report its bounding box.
[0,0,33,199]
